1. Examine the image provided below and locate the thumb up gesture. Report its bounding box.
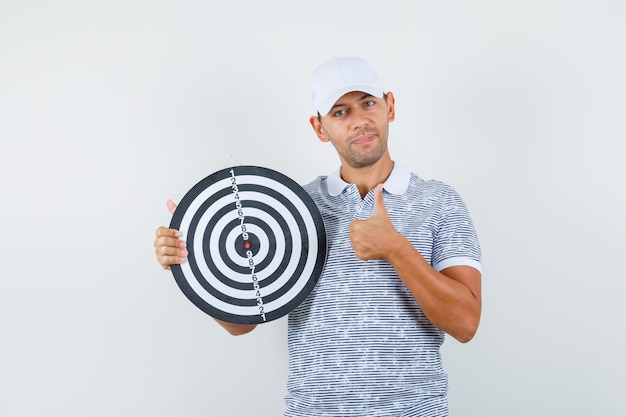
[349,184,399,262]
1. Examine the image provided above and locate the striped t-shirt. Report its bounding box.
[284,163,482,417]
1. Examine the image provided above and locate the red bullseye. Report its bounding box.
[244,241,251,249]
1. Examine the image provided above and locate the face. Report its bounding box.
[310,91,395,169]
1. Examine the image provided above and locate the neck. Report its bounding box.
[340,154,394,198]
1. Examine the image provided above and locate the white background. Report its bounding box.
[1,1,625,416]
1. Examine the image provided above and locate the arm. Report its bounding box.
[214,319,257,336]
[386,239,481,343]
[154,199,257,336]
[350,185,481,343]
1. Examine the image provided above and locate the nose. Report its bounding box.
[349,107,371,130]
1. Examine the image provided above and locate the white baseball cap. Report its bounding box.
[311,57,385,116]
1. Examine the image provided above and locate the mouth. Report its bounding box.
[351,133,376,146]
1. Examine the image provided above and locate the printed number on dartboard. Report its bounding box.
[230,169,267,321]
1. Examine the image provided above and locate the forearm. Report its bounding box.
[386,234,481,343]
[214,318,257,336]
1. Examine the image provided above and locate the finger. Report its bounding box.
[349,219,362,235]
[154,234,186,250]
[155,226,182,239]
[156,243,188,258]
[166,199,177,215]
[158,243,187,254]
[372,183,388,216]
[155,242,188,268]
[157,254,187,270]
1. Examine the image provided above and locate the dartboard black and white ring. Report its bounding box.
[170,165,327,325]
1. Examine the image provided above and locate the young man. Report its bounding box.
[154,56,482,416]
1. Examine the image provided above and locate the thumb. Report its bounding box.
[166,199,177,215]
[372,183,387,217]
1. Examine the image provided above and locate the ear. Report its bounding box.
[309,115,330,143]
[385,91,396,123]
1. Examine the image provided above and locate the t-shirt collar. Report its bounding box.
[327,162,410,196]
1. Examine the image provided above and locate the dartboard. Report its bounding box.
[169,165,327,325]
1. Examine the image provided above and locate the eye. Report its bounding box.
[333,109,346,117]
[364,100,375,107]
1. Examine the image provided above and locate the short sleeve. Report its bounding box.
[431,187,482,273]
